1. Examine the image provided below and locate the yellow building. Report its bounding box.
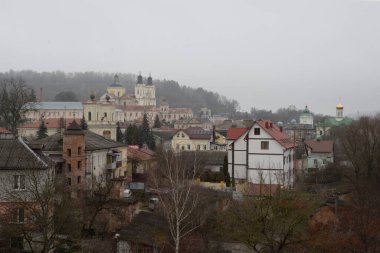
[171,127,212,151]
[106,75,126,98]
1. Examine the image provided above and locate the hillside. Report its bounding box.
[0,70,239,116]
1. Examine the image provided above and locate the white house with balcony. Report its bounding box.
[227,120,296,195]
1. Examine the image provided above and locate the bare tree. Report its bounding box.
[0,78,36,133]
[0,164,75,253]
[82,174,114,237]
[220,190,313,253]
[150,150,204,253]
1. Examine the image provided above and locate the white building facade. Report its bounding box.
[227,120,296,194]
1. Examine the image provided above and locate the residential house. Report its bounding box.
[171,127,212,151]
[304,140,334,170]
[174,117,212,130]
[0,132,55,251]
[227,120,296,195]
[127,146,156,191]
[31,120,129,198]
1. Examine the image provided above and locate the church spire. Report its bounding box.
[137,71,143,84]
[147,73,153,85]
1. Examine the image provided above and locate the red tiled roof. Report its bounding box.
[0,128,11,134]
[226,127,249,140]
[256,119,295,149]
[305,140,334,153]
[19,118,75,129]
[127,147,156,161]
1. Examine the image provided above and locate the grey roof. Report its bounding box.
[24,102,83,110]
[182,151,227,166]
[0,137,51,170]
[32,130,124,152]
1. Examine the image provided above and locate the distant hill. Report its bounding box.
[0,70,239,116]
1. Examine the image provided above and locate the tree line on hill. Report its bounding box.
[0,70,240,117]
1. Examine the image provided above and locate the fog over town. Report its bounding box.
[1,0,380,115]
[1,1,380,253]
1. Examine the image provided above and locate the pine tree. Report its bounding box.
[222,155,231,187]
[153,114,161,128]
[140,113,151,146]
[37,120,48,139]
[80,116,88,130]
[125,124,140,146]
[116,122,123,143]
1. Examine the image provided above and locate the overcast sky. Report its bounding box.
[1,0,379,116]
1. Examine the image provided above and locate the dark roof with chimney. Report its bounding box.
[0,137,52,170]
[31,130,124,152]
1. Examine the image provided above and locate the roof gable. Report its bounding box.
[255,120,295,149]
[226,128,249,140]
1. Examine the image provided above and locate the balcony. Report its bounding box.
[106,162,116,170]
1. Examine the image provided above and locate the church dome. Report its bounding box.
[336,102,344,109]
[302,105,310,114]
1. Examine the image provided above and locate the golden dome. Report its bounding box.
[336,102,344,109]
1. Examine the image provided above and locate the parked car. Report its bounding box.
[123,189,132,198]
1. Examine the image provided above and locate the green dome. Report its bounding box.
[302,106,310,114]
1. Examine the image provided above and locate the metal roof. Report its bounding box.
[24,102,83,110]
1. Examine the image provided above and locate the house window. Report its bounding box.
[68,178,71,186]
[77,161,81,169]
[104,112,107,118]
[67,164,71,172]
[323,159,327,164]
[78,147,82,155]
[177,134,180,138]
[283,157,286,165]
[203,145,207,150]
[12,208,24,223]
[176,144,180,150]
[181,133,185,138]
[181,146,185,151]
[88,112,91,121]
[67,149,71,157]
[13,175,25,190]
[197,145,200,150]
[261,141,269,150]
[314,159,318,165]
[187,145,191,150]
[254,128,260,135]
[77,176,81,184]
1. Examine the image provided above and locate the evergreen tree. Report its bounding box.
[125,124,140,146]
[80,116,88,130]
[140,113,151,146]
[37,120,48,139]
[124,124,132,145]
[139,113,156,149]
[153,114,162,128]
[116,122,123,143]
[222,155,231,187]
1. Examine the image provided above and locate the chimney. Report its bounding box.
[280,126,283,132]
[270,122,273,128]
[265,122,269,128]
